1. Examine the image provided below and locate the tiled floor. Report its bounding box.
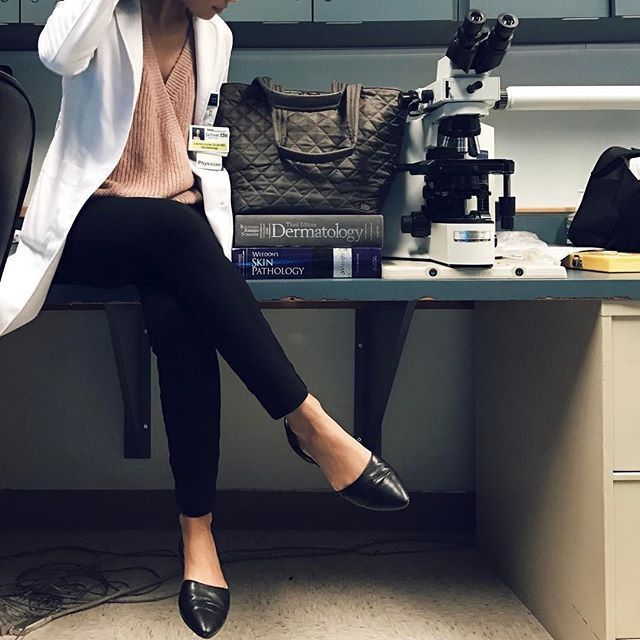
[0,529,554,639]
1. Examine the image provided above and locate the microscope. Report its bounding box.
[392,9,518,269]
[383,8,640,278]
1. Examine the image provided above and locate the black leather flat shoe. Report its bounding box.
[177,537,231,639]
[283,417,410,511]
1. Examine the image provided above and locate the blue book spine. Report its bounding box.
[232,247,381,279]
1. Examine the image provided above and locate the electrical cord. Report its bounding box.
[0,535,473,638]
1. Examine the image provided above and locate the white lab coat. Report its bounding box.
[0,0,234,338]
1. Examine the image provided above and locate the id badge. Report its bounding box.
[196,152,223,171]
[188,125,230,156]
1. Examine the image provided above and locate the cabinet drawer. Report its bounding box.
[223,0,311,22]
[460,0,610,19]
[20,0,55,24]
[614,478,640,639]
[0,0,19,24]
[314,0,456,22]
[614,0,640,16]
[612,318,640,471]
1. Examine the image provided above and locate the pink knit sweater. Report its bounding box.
[92,16,203,204]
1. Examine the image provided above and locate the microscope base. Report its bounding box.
[381,258,567,280]
[428,222,496,267]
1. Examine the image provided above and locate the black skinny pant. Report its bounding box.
[51,195,310,518]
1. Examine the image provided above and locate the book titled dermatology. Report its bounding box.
[234,214,384,247]
[231,247,381,279]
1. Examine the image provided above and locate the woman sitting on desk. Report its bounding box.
[34,0,410,636]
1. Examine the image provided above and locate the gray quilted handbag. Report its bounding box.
[214,76,407,215]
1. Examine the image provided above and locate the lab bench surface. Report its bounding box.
[44,269,640,306]
[35,274,640,640]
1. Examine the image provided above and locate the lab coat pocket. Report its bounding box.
[19,173,57,256]
[197,167,234,261]
[21,163,85,256]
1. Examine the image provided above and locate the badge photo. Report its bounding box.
[188,125,230,156]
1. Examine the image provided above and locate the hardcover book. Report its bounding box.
[234,214,384,247]
[232,247,381,279]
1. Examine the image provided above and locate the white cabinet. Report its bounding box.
[476,300,640,640]
[20,0,55,24]
[613,476,640,639]
[612,317,640,471]
[0,0,19,24]
[460,0,610,19]
[223,0,311,22]
[314,0,457,22]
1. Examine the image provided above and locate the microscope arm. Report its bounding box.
[499,86,640,111]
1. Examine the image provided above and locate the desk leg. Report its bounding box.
[105,302,151,459]
[354,301,416,455]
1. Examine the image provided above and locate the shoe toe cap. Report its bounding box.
[339,453,410,511]
[377,468,411,510]
[179,581,230,638]
[195,609,227,638]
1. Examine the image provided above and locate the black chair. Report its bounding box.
[0,67,36,279]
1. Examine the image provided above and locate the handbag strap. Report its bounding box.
[262,80,362,164]
[591,146,640,178]
[256,76,346,112]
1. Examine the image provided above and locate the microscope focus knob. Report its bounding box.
[398,90,419,109]
[401,213,431,238]
[420,89,435,104]
[401,215,414,234]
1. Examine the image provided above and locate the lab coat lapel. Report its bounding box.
[115,0,143,94]
[193,15,218,125]
[189,15,234,261]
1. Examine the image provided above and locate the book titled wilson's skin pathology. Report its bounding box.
[231,247,382,279]
[233,215,384,247]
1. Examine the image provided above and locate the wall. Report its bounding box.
[0,39,637,496]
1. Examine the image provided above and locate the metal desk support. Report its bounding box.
[354,301,417,455]
[105,302,151,459]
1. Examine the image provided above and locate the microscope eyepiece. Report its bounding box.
[499,13,517,26]
[463,9,487,38]
[493,13,519,45]
[473,12,519,74]
[446,9,489,73]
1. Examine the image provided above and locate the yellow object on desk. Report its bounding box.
[563,250,640,273]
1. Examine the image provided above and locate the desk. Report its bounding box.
[41,271,640,459]
[43,272,640,640]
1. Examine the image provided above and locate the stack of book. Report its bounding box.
[230,214,384,280]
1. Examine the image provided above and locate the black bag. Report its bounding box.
[568,146,640,250]
[214,77,407,215]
